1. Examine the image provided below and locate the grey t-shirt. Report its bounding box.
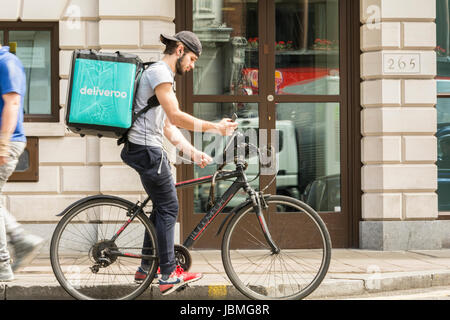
[127,61,174,147]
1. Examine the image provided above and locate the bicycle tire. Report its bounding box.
[50,196,159,300]
[222,195,331,300]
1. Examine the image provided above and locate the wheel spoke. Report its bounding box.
[50,198,158,300]
[223,196,331,300]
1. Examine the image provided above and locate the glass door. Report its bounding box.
[178,0,357,248]
[264,0,352,249]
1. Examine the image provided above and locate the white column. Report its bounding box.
[360,0,440,250]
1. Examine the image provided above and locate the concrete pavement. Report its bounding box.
[1,249,450,300]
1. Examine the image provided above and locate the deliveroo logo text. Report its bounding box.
[79,86,128,99]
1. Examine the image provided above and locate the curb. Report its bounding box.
[2,270,450,300]
[313,270,450,299]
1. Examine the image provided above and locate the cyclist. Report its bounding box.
[120,31,237,295]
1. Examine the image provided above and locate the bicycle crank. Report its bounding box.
[174,244,192,271]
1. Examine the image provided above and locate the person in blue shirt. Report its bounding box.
[0,44,44,282]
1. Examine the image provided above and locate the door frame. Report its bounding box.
[175,0,361,248]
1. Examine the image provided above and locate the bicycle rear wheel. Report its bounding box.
[222,195,331,300]
[50,196,158,300]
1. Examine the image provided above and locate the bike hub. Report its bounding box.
[89,240,118,267]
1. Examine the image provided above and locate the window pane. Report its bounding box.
[276,103,341,212]
[193,103,259,213]
[437,0,450,94]
[275,0,340,95]
[193,0,259,96]
[9,31,52,114]
[14,149,30,172]
[436,1,450,212]
[0,31,3,45]
[437,98,450,211]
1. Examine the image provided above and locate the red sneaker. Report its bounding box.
[158,266,202,295]
[134,267,160,284]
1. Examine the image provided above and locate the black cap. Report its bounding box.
[160,31,202,57]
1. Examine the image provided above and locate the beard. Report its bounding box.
[176,54,186,76]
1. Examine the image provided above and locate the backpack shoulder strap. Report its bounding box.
[130,61,160,122]
[117,95,160,146]
[117,61,168,146]
[131,94,160,122]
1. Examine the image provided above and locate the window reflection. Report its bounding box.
[193,103,259,213]
[193,0,258,96]
[275,0,340,95]
[9,31,52,115]
[437,99,450,211]
[276,103,341,212]
[14,149,30,173]
[193,102,343,213]
[193,0,340,96]
[436,0,450,212]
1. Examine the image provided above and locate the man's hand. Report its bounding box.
[216,118,238,136]
[193,150,213,168]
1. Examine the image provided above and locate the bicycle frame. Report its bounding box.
[111,162,279,255]
[110,124,281,257]
[176,168,245,249]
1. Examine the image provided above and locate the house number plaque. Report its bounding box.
[383,53,421,74]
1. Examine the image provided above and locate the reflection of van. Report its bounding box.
[194,118,299,212]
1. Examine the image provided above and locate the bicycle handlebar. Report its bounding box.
[216,113,267,172]
[207,113,274,177]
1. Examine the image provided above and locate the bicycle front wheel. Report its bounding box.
[222,195,331,300]
[50,196,158,300]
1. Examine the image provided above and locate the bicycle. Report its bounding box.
[50,115,332,300]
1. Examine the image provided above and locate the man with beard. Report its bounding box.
[121,31,238,295]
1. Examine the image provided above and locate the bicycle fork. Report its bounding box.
[248,189,280,255]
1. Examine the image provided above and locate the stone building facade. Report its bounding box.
[0,0,448,250]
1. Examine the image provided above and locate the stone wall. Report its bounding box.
[360,0,445,250]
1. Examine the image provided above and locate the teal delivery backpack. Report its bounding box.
[65,50,159,142]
